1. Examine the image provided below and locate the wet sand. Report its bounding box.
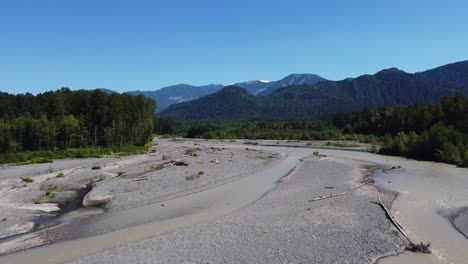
[452,207,468,239]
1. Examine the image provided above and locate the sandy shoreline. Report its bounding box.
[451,207,468,239]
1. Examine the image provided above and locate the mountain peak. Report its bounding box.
[375,68,407,77]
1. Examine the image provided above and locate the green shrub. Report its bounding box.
[21,177,33,183]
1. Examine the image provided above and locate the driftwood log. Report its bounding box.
[308,179,374,202]
[377,197,431,254]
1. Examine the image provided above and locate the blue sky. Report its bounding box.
[1,0,468,94]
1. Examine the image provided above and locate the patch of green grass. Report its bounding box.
[17,157,53,165]
[251,154,276,162]
[144,141,154,152]
[21,177,33,183]
[55,172,65,178]
[153,163,167,170]
[45,190,56,198]
[325,141,359,148]
[46,185,59,191]
[0,145,149,165]
[157,134,179,139]
[198,170,204,175]
[185,174,200,181]
[33,197,41,204]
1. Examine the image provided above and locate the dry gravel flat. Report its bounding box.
[0,138,281,241]
[69,156,404,264]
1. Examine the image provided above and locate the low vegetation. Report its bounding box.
[21,177,33,183]
[56,172,65,178]
[325,141,359,148]
[155,94,467,167]
[185,170,205,181]
[0,145,149,165]
[185,148,199,156]
[251,154,276,162]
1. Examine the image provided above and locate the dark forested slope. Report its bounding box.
[161,60,468,120]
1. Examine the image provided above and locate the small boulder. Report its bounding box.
[83,190,111,207]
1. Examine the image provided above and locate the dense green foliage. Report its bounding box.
[161,61,468,121]
[0,88,155,158]
[330,95,468,166]
[155,119,377,143]
[0,145,149,165]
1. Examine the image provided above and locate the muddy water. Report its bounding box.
[0,147,312,264]
[314,149,468,264]
[374,162,468,264]
[1,146,467,264]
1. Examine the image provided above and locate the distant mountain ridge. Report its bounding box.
[100,74,327,112]
[160,60,468,121]
[127,84,224,112]
[233,74,326,95]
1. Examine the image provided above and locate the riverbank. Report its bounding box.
[0,138,283,250]
[1,139,466,264]
[68,155,404,264]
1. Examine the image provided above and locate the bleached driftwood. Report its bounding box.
[377,197,408,239]
[308,179,374,202]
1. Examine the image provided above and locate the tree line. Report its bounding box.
[0,88,155,154]
[155,94,467,166]
[329,94,468,166]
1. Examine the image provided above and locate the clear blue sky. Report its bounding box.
[1,0,468,94]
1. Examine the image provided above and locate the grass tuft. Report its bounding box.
[21,177,33,183]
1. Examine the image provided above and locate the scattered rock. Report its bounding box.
[174,161,189,166]
[83,190,111,207]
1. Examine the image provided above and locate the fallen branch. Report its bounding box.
[376,197,432,254]
[377,197,408,239]
[308,179,374,202]
[133,176,147,181]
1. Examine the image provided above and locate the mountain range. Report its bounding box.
[160,60,468,121]
[112,74,326,112]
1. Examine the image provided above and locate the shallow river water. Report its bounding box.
[316,149,468,264]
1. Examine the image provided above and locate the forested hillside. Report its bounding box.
[330,94,468,166]
[161,60,468,121]
[0,88,155,154]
